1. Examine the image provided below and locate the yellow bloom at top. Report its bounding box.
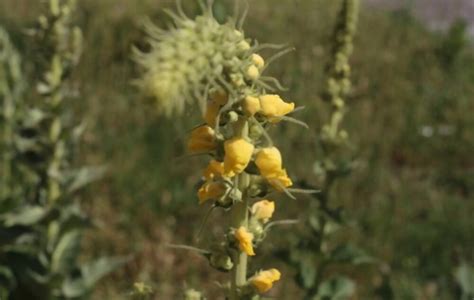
[259,94,295,118]
[188,126,216,153]
[234,226,255,256]
[251,200,275,223]
[242,96,261,116]
[224,138,255,177]
[251,53,265,70]
[203,160,225,180]
[249,268,281,293]
[255,147,282,177]
[198,181,227,205]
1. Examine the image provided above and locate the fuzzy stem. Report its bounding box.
[230,118,251,300]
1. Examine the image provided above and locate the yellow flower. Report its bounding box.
[249,268,281,293]
[242,96,261,116]
[203,160,225,180]
[204,91,228,126]
[259,94,295,118]
[211,90,228,106]
[224,138,255,177]
[255,147,292,191]
[197,181,227,205]
[234,226,255,256]
[255,147,282,177]
[251,53,265,70]
[266,169,293,191]
[246,65,260,80]
[204,100,221,126]
[187,126,216,153]
[251,200,275,223]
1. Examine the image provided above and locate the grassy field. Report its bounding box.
[1,0,473,299]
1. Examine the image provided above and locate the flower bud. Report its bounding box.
[234,226,255,256]
[238,40,251,52]
[228,111,239,123]
[246,65,260,80]
[251,53,265,70]
[184,289,205,300]
[209,252,234,272]
[242,96,261,116]
[204,100,220,126]
[249,269,281,293]
[198,181,228,205]
[188,126,216,153]
[251,200,275,223]
[203,160,224,180]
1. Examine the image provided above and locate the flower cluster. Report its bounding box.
[187,77,296,296]
[137,2,303,299]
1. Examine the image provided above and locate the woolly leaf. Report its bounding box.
[51,230,81,274]
[62,256,129,298]
[314,276,355,300]
[330,244,374,265]
[3,206,48,226]
[66,166,107,194]
[456,263,474,296]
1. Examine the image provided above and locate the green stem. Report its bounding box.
[230,118,251,300]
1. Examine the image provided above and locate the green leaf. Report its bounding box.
[51,230,81,274]
[455,262,474,296]
[62,256,129,298]
[81,256,130,287]
[3,205,48,226]
[314,276,355,300]
[330,244,374,265]
[66,165,107,194]
[0,265,16,290]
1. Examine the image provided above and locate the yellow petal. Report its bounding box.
[251,200,275,223]
[259,94,295,118]
[255,147,283,178]
[197,181,227,205]
[242,96,261,116]
[224,138,255,177]
[211,90,228,106]
[203,160,225,180]
[266,169,293,191]
[249,268,281,293]
[204,100,221,126]
[234,226,255,256]
[187,126,216,153]
[251,53,265,70]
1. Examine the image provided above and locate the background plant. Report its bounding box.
[279,1,375,299]
[0,0,124,299]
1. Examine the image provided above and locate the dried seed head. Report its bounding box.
[134,5,261,116]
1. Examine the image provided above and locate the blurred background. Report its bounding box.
[1,0,473,299]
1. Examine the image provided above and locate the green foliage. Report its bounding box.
[0,1,123,299]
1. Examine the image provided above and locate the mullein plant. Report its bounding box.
[284,1,372,299]
[134,1,311,299]
[0,27,24,204]
[0,0,123,298]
